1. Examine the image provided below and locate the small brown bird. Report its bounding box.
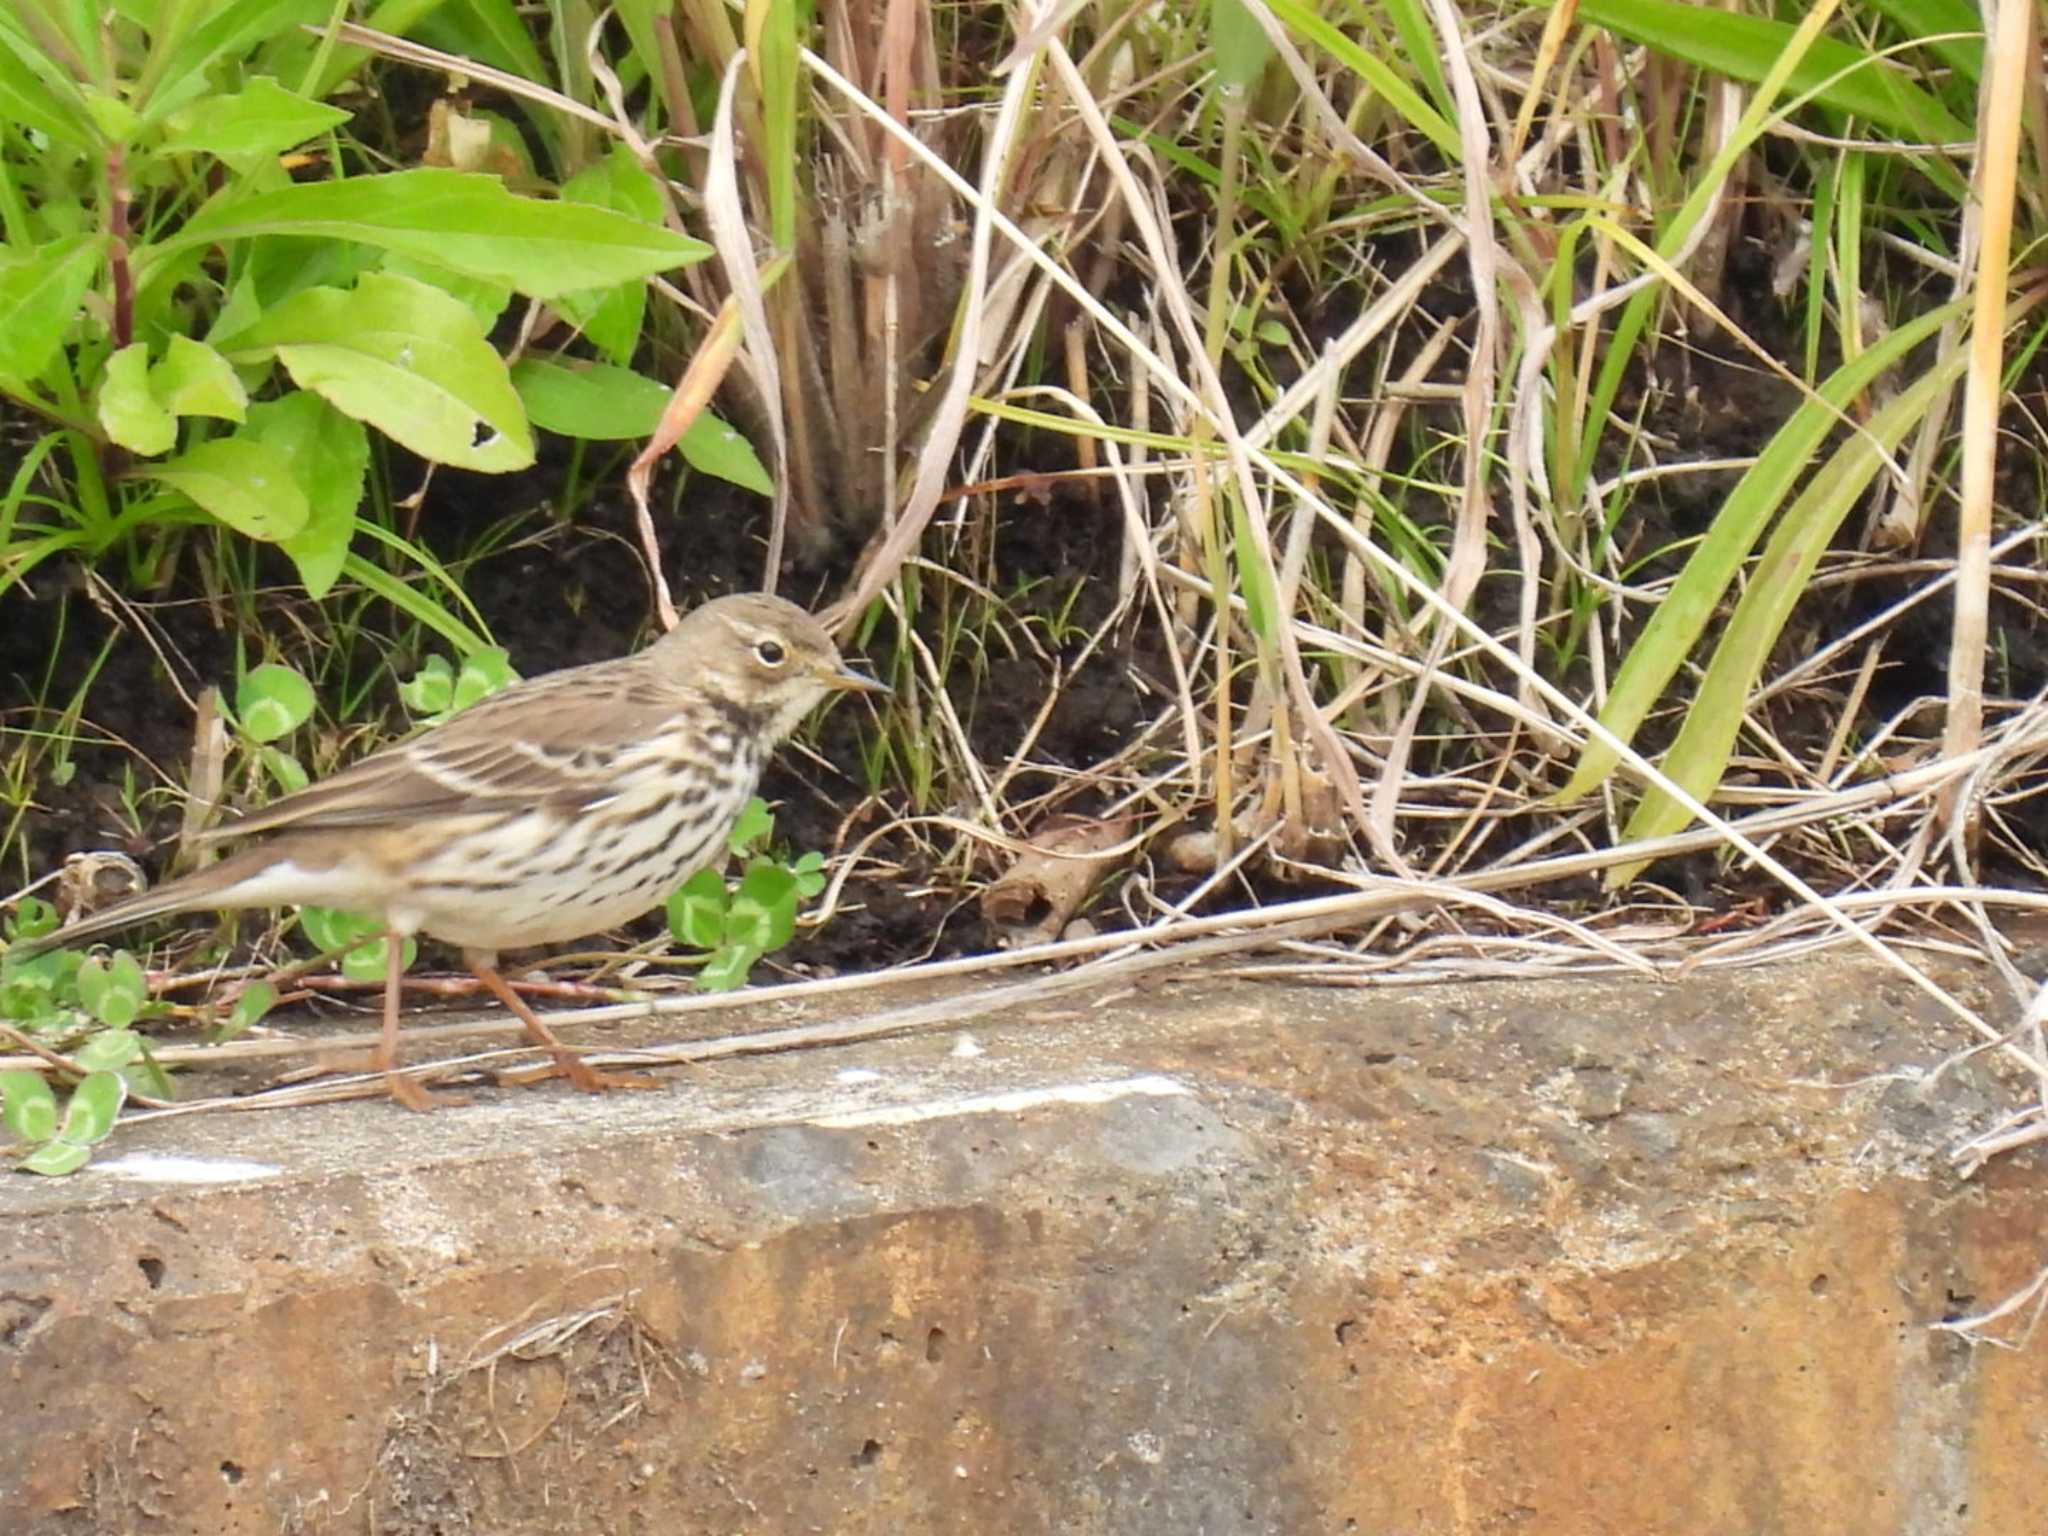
[13,593,886,1111]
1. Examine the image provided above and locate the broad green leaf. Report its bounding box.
[298,907,414,981]
[790,850,826,899]
[21,1139,91,1176]
[217,979,277,1043]
[4,894,60,944]
[666,869,729,950]
[677,414,774,497]
[451,649,517,711]
[399,655,455,716]
[75,1028,143,1071]
[161,169,709,299]
[236,662,315,743]
[512,359,668,439]
[243,393,369,598]
[220,273,533,472]
[74,956,108,1016]
[728,862,798,953]
[80,87,139,145]
[0,237,100,381]
[0,1069,58,1140]
[557,145,664,364]
[726,797,774,856]
[378,251,512,333]
[57,1070,127,1142]
[161,76,351,157]
[695,945,761,993]
[415,0,552,87]
[260,745,309,794]
[143,0,334,123]
[1210,0,1275,95]
[1563,0,1969,146]
[147,437,310,541]
[151,335,248,421]
[509,359,773,491]
[0,27,91,145]
[99,343,177,455]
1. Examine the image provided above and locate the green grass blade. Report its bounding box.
[1608,350,1969,881]
[1556,296,1965,802]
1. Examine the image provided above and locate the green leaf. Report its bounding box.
[452,649,517,710]
[74,956,108,1017]
[507,358,773,494]
[147,437,310,541]
[1610,354,1967,882]
[0,27,92,146]
[728,862,797,953]
[260,746,309,794]
[1229,493,1280,647]
[1556,299,1965,801]
[678,413,774,497]
[74,1028,143,1071]
[0,236,100,381]
[243,393,369,599]
[161,76,352,158]
[1563,0,1969,146]
[695,944,762,993]
[58,1070,127,1143]
[790,850,827,899]
[99,343,178,455]
[217,980,276,1043]
[511,358,668,439]
[378,251,512,334]
[161,169,709,300]
[1210,0,1275,94]
[557,145,663,364]
[80,86,139,145]
[399,655,455,716]
[726,797,774,856]
[1259,0,1459,160]
[0,1069,58,1141]
[151,335,248,421]
[297,907,413,982]
[145,0,334,123]
[665,869,729,950]
[21,1139,91,1176]
[85,951,146,1027]
[218,273,534,473]
[236,662,315,743]
[4,895,60,944]
[122,1050,175,1101]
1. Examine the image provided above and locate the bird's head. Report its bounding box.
[649,593,887,741]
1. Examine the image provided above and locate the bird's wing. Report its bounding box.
[201,662,709,840]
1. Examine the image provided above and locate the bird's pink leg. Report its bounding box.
[466,951,661,1094]
[375,928,464,1112]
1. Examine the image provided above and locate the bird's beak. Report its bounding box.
[823,664,891,696]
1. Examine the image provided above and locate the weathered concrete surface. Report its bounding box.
[1,957,2043,1534]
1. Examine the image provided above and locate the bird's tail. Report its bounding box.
[6,846,284,960]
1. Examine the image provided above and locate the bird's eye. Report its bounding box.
[755,639,787,667]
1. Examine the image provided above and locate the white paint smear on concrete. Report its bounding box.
[811,1073,1190,1129]
[93,1152,284,1185]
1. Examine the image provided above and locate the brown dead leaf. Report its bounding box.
[981,815,1132,945]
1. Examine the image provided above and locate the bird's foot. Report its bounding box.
[385,1071,471,1113]
[551,1056,663,1094]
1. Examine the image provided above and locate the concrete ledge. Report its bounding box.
[2,959,2044,1533]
